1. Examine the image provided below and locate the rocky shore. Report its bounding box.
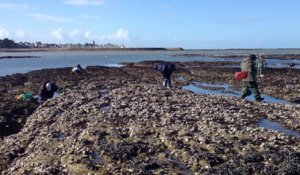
[0,56,41,59]
[172,53,300,60]
[0,61,300,174]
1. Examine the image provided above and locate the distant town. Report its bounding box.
[0,38,185,51]
[0,38,125,49]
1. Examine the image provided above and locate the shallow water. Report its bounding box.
[90,151,102,164]
[182,81,288,104]
[258,119,300,138]
[57,133,65,141]
[101,105,111,112]
[177,75,185,81]
[1,50,300,76]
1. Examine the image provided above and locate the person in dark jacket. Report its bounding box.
[154,62,176,88]
[240,54,264,102]
[39,82,59,101]
[289,63,296,69]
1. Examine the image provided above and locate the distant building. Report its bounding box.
[3,38,126,49]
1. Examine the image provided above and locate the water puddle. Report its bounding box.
[99,88,109,98]
[90,151,102,164]
[53,132,65,141]
[215,64,300,69]
[184,65,194,74]
[177,75,185,81]
[259,119,300,138]
[105,63,123,67]
[183,82,288,104]
[164,150,193,175]
[101,105,111,111]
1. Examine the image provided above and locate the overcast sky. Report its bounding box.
[0,0,300,49]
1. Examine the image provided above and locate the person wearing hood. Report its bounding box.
[154,62,176,88]
[256,54,266,77]
[39,82,59,101]
[240,54,264,102]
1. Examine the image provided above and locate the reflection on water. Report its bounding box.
[259,119,300,138]
[183,81,288,104]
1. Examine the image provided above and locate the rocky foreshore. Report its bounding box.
[0,56,41,59]
[0,61,300,174]
[172,53,300,60]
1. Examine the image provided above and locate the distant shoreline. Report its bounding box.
[0,47,184,52]
[1,47,300,60]
[0,56,41,59]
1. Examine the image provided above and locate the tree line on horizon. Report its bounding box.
[0,38,21,48]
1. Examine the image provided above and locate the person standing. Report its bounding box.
[256,54,266,77]
[240,54,264,102]
[154,62,176,88]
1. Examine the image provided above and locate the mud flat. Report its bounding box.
[0,61,299,174]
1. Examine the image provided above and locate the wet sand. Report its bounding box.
[0,61,299,174]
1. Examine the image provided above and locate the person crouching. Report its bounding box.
[39,82,59,101]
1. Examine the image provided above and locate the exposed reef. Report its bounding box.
[0,61,299,174]
[172,53,300,60]
[0,56,41,59]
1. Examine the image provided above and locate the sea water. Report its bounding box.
[1,50,300,76]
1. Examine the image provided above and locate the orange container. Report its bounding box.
[235,71,248,80]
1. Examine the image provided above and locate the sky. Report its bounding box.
[0,0,300,49]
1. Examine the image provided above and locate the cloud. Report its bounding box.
[101,28,130,41]
[15,30,27,38]
[82,14,101,19]
[51,28,64,41]
[68,28,130,42]
[27,13,73,23]
[84,31,95,40]
[63,0,105,6]
[69,29,83,39]
[0,26,11,38]
[0,3,28,10]
[50,28,130,43]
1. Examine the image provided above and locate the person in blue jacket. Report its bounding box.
[154,62,176,88]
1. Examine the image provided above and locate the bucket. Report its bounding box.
[235,71,248,81]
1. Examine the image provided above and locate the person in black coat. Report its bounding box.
[154,62,176,88]
[289,63,296,69]
[39,82,59,101]
[72,64,83,74]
